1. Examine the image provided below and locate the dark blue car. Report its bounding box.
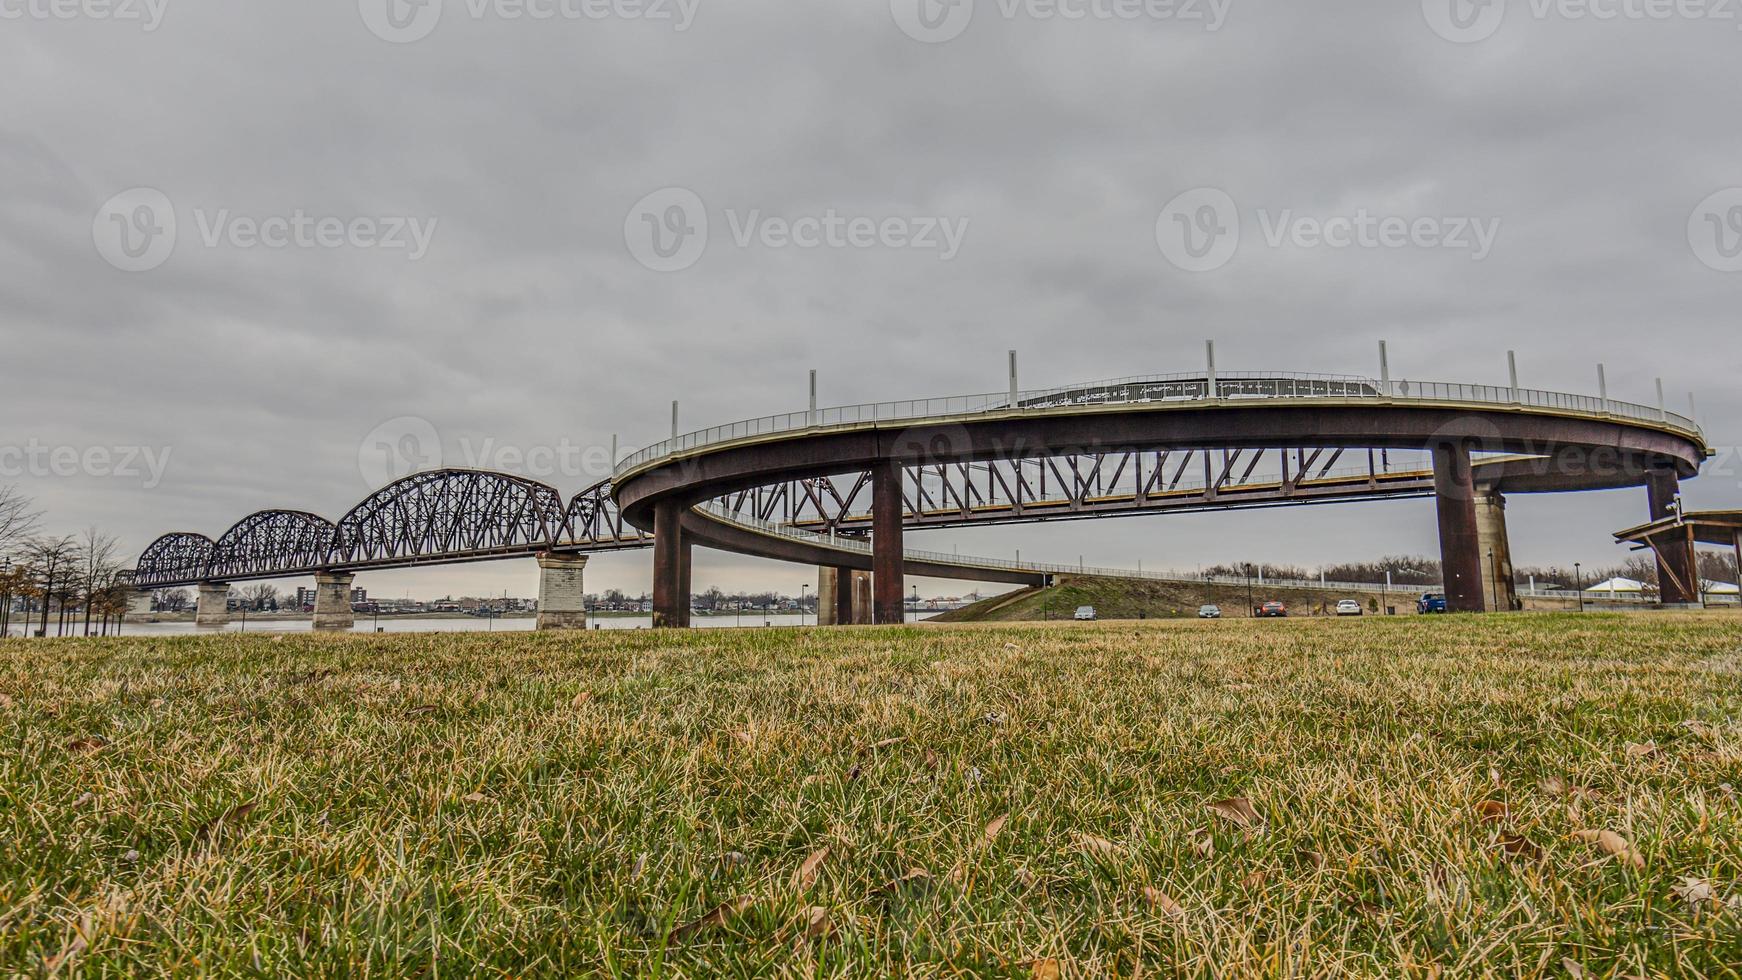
[1418,592,1448,614]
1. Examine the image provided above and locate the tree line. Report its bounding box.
[0,485,134,638]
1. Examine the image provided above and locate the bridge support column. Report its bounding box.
[127,589,155,621]
[1647,467,1699,606]
[1475,489,1517,612]
[536,554,590,630]
[652,500,691,628]
[872,460,905,625]
[312,572,356,631]
[195,582,231,627]
[1432,443,1485,613]
[819,567,871,626]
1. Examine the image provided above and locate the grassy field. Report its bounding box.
[3,615,1741,976]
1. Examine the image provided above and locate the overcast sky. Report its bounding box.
[4,0,1740,600]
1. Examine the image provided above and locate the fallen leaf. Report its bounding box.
[1144,886,1186,916]
[1241,870,1267,890]
[462,792,491,804]
[1296,849,1325,869]
[406,704,437,717]
[859,736,907,755]
[1625,742,1660,761]
[730,730,755,745]
[1539,776,1603,800]
[1671,877,1716,906]
[1191,834,1216,859]
[1573,829,1645,868]
[193,802,258,841]
[669,895,755,941]
[792,845,830,890]
[1476,800,1509,825]
[0,693,13,710]
[800,773,827,787]
[1496,834,1545,861]
[791,905,831,945]
[1562,958,1585,979]
[1206,797,1263,829]
[984,813,1010,844]
[571,690,593,708]
[1077,834,1122,857]
[64,737,106,754]
[1028,959,1062,980]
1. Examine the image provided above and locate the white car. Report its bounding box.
[1336,599,1365,617]
[1074,606,1097,621]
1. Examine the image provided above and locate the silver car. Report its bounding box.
[1198,604,1222,619]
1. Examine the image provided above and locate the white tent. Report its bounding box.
[1584,577,1646,595]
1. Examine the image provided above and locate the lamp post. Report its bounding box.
[911,584,919,623]
[1487,548,1500,613]
[1245,563,1255,618]
[1574,562,1584,613]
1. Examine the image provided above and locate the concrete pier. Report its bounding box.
[127,589,155,620]
[652,500,691,628]
[1433,442,1485,613]
[872,460,905,625]
[1646,467,1699,606]
[312,571,356,631]
[536,554,590,630]
[1475,489,1517,612]
[195,582,231,627]
[819,566,873,625]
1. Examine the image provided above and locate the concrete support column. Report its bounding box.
[536,554,590,630]
[652,500,690,628]
[1646,467,1698,606]
[853,571,874,625]
[818,566,856,626]
[195,582,231,627]
[872,460,905,625]
[312,572,356,631]
[127,589,155,620]
[1474,489,1517,612]
[1432,443,1485,613]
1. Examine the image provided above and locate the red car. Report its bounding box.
[1258,601,1288,618]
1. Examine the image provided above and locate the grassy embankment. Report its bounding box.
[3,614,1740,975]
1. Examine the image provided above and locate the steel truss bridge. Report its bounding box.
[134,369,1710,625]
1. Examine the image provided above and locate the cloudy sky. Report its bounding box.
[3,0,1740,601]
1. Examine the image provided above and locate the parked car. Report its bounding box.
[1198,604,1222,619]
[1418,592,1448,614]
[1335,599,1364,617]
[1258,601,1288,618]
[1074,605,1097,621]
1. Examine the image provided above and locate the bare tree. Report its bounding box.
[242,583,279,612]
[22,535,79,637]
[153,588,192,612]
[0,485,40,560]
[77,527,122,637]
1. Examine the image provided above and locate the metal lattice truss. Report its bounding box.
[133,449,1435,588]
[132,470,649,588]
[714,447,1440,535]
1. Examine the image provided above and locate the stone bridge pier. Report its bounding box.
[313,571,356,631]
[196,582,231,627]
[818,566,872,625]
[537,553,590,630]
[127,589,155,621]
[1475,488,1518,612]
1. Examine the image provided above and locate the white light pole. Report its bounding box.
[1008,350,1019,405]
[1379,340,1390,395]
[1507,351,1520,403]
[671,401,680,439]
[1206,340,1218,398]
[1597,364,1609,413]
